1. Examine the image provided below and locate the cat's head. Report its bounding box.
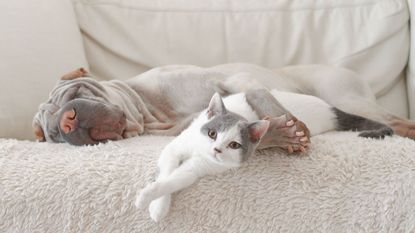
[200,93,270,167]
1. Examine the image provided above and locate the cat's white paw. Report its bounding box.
[135,191,149,210]
[149,195,171,222]
[135,182,159,210]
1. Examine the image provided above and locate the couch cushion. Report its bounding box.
[0,0,89,140]
[74,0,409,98]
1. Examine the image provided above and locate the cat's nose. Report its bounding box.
[214,148,222,153]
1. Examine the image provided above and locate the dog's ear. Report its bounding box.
[61,67,90,80]
[33,121,46,142]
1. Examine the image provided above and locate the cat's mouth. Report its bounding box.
[211,153,222,163]
[210,153,241,167]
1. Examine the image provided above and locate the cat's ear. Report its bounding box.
[207,93,227,118]
[247,120,270,143]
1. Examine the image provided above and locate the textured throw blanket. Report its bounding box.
[1,132,415,232]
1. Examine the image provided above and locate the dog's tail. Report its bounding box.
[332,107,393,139]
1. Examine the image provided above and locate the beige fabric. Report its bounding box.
[0,0,88,140]
[1,132,414,232]
[74,0,409,96]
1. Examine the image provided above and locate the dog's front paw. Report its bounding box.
[135,182,159,210]
[149,195,171,222]
[263,114,311,153]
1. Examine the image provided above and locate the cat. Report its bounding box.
[135,93,270,221]
[135,90,393,222]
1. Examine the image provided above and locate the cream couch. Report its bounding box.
[1,0,415,232]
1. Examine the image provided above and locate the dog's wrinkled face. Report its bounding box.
[33,68,140,146]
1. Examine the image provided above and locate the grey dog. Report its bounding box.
[32,63,415,151]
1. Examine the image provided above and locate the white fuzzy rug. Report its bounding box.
[1,132,415,233]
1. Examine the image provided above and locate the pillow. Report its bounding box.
[0,0,88,140]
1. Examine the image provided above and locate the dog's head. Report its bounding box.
[33,68,143,145]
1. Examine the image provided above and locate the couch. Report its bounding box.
[1,0,414,232]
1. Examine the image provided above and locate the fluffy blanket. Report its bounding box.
[1,132,415,233]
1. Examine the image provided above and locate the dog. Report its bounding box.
[32,63,415,151]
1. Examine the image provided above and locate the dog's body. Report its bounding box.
[33,63,415,147]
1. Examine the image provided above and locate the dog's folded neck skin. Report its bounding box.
[32,69,157,145]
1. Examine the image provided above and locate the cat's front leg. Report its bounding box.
[136,162,199,210]
[135,140,184,209]
[135,181,161,210]
[149,195,171,222]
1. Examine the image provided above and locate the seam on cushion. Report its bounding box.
[72,0,399,13]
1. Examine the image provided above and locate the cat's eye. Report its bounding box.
[228,141,241,149]
[208,129,217,140]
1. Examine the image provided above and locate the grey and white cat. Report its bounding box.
[135,90,393,222]
[135,93,270,221]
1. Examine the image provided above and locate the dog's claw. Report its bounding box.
[296,131,305,136]
[286,120,295,127]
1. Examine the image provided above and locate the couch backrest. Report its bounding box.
[74,0,409,96]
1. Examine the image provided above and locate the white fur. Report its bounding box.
[222,93,259,122]
[269,90,337,136]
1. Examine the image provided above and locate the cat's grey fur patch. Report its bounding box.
[238,123,257,161]
[332,107,393,139]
